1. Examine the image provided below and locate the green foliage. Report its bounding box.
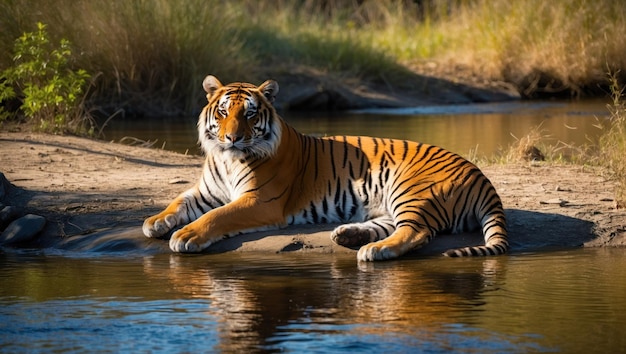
[0,22,92,134]
[0,81,15,122]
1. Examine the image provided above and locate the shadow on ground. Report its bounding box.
[4,209,596,259]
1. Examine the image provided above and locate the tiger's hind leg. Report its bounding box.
[357,226,434,262]
[330,215,395,248]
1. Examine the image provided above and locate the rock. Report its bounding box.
[540,198,569,207]
[0,205,23,231]
[168,177,189,184]
[523,146,545,162]
[0,214,46,245]
[0,172,9,200]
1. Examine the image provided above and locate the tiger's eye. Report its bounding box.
[245,110,257,119]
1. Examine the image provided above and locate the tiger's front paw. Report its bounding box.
[169,226,214,253]
[142,214,177,238]
[357,242,399,262]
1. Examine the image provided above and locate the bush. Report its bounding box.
[0,22,92,135]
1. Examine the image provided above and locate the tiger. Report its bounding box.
[142,75,509,261]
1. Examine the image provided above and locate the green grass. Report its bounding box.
[2,0,626,117]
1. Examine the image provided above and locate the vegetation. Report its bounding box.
[0,23,92,134]
[487,73,626,207]
[600,73,626,207]
[1,0,625,118]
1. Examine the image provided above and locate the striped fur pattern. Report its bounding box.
[143,75,509,261]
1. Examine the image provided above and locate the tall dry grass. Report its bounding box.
[1,0,626,115]
[1,0,252,116]
[600,73,626,207]
[367,0,626,97]
[482,73,626,207]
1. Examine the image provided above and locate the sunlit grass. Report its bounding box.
[481,131,600,167]
[599,73,626,207]
[368,1,626,96]
[475,74,625,207]
[2,0,625,116]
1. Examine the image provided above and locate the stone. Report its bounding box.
[0,172,9,200]
[0,214,46,245]
[168,177,189,184]
[0,205,23,231]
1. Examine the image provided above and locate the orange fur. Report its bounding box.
[143,76,508,261]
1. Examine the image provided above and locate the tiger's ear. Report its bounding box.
[202,75,223,99]
[258,80,279,103]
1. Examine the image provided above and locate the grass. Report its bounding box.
[481,73,626,207]
[389,1,626,97]
[600,73,626,207]
[488,124,599,165]
[1,0,626,117]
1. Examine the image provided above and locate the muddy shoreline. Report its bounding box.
[1,132,625,257]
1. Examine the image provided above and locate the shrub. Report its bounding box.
[0,22,92,134]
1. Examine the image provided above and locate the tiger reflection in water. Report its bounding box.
[142,255,505,351]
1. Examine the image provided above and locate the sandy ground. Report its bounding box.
[1,132,625,257]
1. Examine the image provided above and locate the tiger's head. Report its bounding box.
[198,75,282,159]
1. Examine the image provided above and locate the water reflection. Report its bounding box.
[141,253,522,352]
[1,249,625,352]
[102,100,610,158]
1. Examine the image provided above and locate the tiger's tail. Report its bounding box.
[443,206,509,257]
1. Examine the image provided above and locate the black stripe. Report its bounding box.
[310,201,319,223]
[203,172,227,206]
[401,140,409,161]
[263,185,289,203]
[329,140,337,179]
[192,196,206,215]
[347,179,358,218]
[358,154,367,176]
[341,137,349,168]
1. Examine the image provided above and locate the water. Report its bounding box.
[101,100,611,157]
[1,249,625,353]
[3,100,623,352]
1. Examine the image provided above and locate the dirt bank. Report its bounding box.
[0,132,624,257]
[270,65,521,111]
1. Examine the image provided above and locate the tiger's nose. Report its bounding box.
[225,134,241,143]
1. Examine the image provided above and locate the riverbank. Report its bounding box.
[0,132,625,257]
[266,64,521,111]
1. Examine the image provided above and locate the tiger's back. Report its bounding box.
[278,133,508,260]
[142,75,508,261]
